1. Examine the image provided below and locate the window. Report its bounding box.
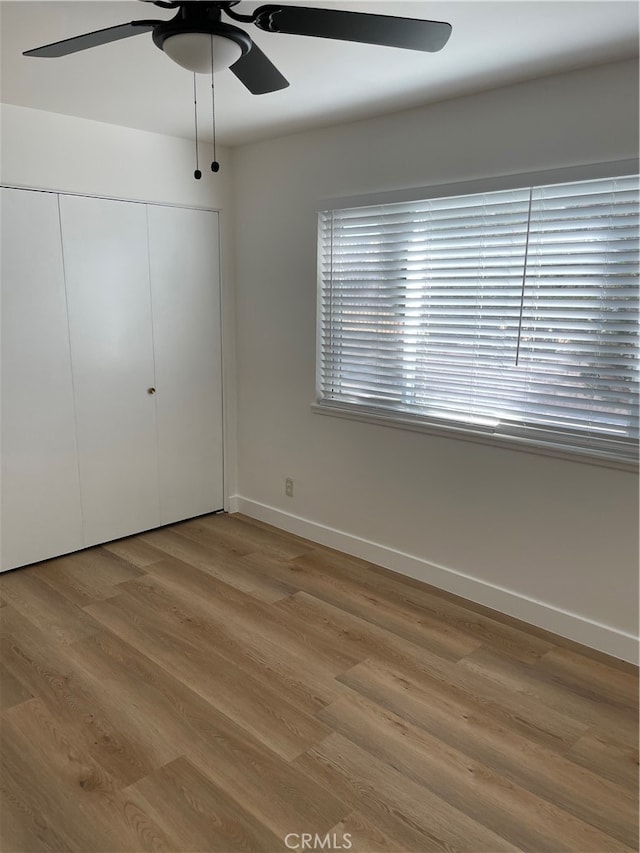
[317,174,639,466]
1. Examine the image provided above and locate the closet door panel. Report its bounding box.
[1,188,84,570]
[59,195,160,545]
[148,205,224,523]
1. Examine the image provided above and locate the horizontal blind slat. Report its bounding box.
[318,174,639,463]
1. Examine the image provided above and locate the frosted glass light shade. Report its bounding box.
[163,33,243,74]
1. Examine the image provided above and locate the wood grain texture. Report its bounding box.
[1,512,638,852]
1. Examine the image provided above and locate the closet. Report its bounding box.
[1,187,224,572]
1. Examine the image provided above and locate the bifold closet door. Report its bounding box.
[147,205,224,523]
[1,188,84,570]
[59,195,160,546]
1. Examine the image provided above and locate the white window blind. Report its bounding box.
[317,174,639,465]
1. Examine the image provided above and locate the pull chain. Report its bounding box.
[193,73,202,180]
[210,36,220,172]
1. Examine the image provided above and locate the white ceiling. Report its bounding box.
[1,0,638,146]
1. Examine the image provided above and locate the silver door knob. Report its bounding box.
[147,387,156,395]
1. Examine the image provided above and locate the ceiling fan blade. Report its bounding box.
[252,5,452,52]
[23,20,160,58]
[230,42,289,94]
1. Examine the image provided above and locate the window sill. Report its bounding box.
[311,402,639,473]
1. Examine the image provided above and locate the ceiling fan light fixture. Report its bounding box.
[162,32,243,73]
[24,2,451,97]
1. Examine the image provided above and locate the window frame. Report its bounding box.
[314,159,639,471]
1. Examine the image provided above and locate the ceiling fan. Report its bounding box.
[23,1,453,95]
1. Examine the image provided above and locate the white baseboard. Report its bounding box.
[229,495,639,665]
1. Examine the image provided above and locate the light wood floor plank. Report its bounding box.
[192,512,315,561]
[326,811,407,853]
[339,657,638,848]
[294,732,521,852]
[1,511,637,852]
[0,716,117,852]
[84,590,334,760]
[141,557,363,671]
[0,570,100,645]
[67,630,350,840]
[28,547,144,607]
[290,550,484,661]
[116,566,350,711]
[0,660,33,712]
[460,646,639,747]
[102,535,168,568]
[318,688,633,852]
[536,645,640,709]
[291,546,555,664]
[237,547,482,662]
[276,590,589,752]
[2,697,180,852]
[139,527,298,602]
[567,728,640,791]
[125,756,285,852]
[1,604,163,787]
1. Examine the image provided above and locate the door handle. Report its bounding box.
[147,387,156,395]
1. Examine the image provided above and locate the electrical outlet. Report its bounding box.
[285,477,294,497]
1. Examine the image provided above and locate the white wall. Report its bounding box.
[1,103,232,208]
[231,59,640,662]
[1,103,238,502]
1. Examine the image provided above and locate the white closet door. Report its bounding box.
[147,205,224,523]
[1,188,84,570]
[59,195,160,545]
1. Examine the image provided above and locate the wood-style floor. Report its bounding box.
[1,513,638,853]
